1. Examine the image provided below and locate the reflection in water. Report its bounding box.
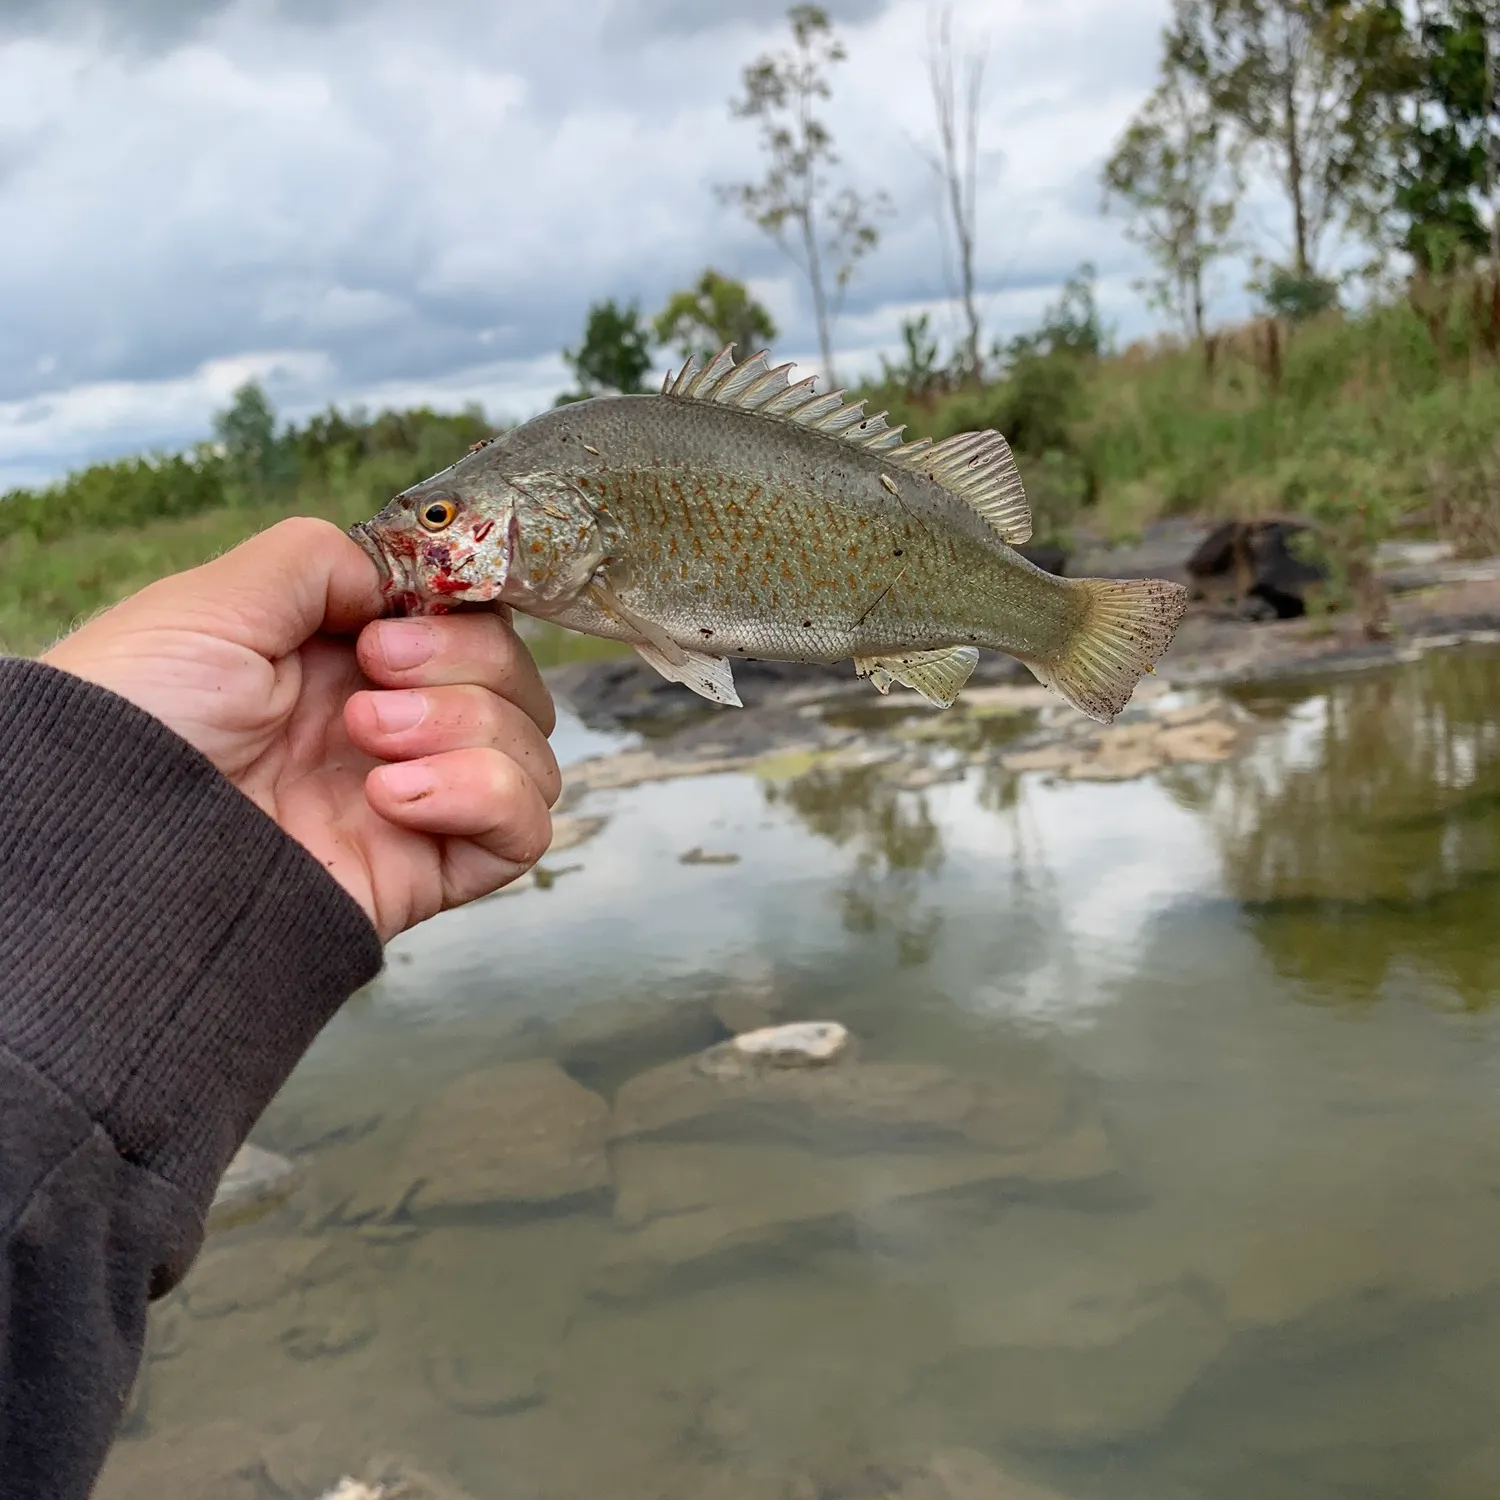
[763,764,945,965]
[1202,649,1500,1008]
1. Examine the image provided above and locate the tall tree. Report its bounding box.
[653,269,779,365]
[1103,4,1242,343]
[560,299,654,402]
[918,4,989,379]
[214,380,295,494]
[1176,0,1398,283]
[720,4,890,387]
[1393,1,1499,271]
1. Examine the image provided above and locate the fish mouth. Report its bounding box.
[348,520,408,610]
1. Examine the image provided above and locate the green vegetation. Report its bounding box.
[654,269,779,367]
[556,299,656,403]
[0,387,493,653]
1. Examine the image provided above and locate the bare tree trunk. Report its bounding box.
[925,5,987,381]
[1485,2,1499,264]
[804,209,836,387]
[797,84,837,388]
[1280,54,1310,277]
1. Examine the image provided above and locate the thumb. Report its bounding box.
[158,517,387,658]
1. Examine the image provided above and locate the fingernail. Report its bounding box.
[370,691,426,733]
[376,620,436,671]
[376,760,437,802]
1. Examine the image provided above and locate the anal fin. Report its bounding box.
[853,645,979,709]
[588,577,742,708]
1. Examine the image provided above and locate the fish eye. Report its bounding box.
[418,498,457,532]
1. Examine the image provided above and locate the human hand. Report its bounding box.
[41,517,558,941]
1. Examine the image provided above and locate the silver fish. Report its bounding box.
[351,345,1187,720]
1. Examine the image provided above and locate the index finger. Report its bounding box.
[357,611,556,736]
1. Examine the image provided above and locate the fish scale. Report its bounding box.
[351,344,1188,722]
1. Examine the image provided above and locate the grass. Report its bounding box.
[0,499,361,656]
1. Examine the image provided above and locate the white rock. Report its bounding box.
[731,1021,849,1067]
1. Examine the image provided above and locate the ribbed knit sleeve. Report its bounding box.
[0,656,384,1498]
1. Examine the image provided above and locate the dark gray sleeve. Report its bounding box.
[0,657,384,1498]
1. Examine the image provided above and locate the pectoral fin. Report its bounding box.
[629,639,742,706]
[588,577,742,708]
[853,645,979,709]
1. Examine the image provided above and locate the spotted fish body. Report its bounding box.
[351,346,1188,721]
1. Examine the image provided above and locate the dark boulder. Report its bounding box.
[1186,517,1326,619]
[1016,542,1069,576]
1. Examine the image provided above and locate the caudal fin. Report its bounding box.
[1027,577,1189,723]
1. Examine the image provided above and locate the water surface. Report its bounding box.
[100,648,1500,1500]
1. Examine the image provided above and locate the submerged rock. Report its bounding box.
[425,1352,545,1417]
[551,994,726,1095]
[911,1209,1231,1446]
[92,1419,268,1500]
[342,1061,610,1223]
[208,1142,300,1231]
[919,1285,1227,1446]
[402,1219,602,1426]
[600,1134,1111,1299]
[611,1053,1082,1156]
[1175,1139,1500,1340]
[601,1046,1114,1296]
[182,1238,327,1319]
[731,1021,850,1067]
[826,1448,1076,1500]
[278,1289,378,1361]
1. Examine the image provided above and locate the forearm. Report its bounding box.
[0,658,383,1495]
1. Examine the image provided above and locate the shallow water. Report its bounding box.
[100,648,1500,1500]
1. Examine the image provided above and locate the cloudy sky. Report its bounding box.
[0,0,1247,490]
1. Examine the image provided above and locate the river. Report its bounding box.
[98,646,1500,1500]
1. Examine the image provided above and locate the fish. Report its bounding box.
[349,344,1188,721]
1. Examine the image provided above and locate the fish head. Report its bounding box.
[351,473,522,617]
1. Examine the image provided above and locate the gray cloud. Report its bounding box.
[0,0,231,48]
[0,0,1190,488]
[603,0,893,43]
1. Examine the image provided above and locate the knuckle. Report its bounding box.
[513,802,553,868]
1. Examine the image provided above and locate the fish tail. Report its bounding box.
[1026,577,1188,723]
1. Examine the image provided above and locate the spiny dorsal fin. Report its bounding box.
[661,343,1031,545]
